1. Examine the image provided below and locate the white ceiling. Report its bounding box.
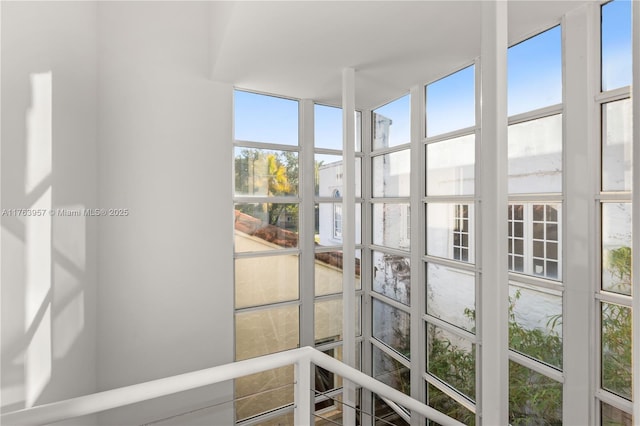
[211,1,593,109]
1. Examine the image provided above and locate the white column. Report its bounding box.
[300,99,316,349]
[479,1,509,424]
[294,357,312,426]
[409,85,426,426]
[563,5,596,425]
[631,0,640,421]
[342,67,357,426]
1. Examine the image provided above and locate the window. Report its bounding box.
[597,2,633,422]
[332,190,342,239]
[508,203,561,280]
[507,26,564,424]
[370,94,412,421]
[453,204,469,262]
[424,64,478,423]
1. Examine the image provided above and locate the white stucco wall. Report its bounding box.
[1,2,99,424]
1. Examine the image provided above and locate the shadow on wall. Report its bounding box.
[1,70,93,416]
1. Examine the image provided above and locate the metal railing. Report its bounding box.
[1,346,465,426]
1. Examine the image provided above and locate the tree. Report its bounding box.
[234,148,299,226]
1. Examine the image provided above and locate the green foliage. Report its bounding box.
[235,149,299,225]
[420,246,633,425]
[601,247,633,399]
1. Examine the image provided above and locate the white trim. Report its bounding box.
[423,315,479,344]
[631,0,640,421]
[507,350,564,384]
[1,347,467,426]
[423,373,476,414]
[507,103,563,124]
[424,126,477,145]
[370,338,411,369]
[479,2,509,424]
[341,67,357,426]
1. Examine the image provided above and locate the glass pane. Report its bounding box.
[315,347,344,401]
[373,94,410,150]
[372,150,411,197]
[601,401,633,426]
[315,251,342,296]
[372,299,410,358]
[531,203,561,280]
[314,105,361,151]
[372,346,410,395]
[509,360,562,425]
[508,26,562,116]
[315,104,342,150]
[602,203,632,295]
[235,203,298,252]
[508,114,562,194]
[427,65,475,137]
[601,302,632,400]
[427,324,476,400]
[317,202,343,246]
[509,285,563,369]
[316,154,342,197]
[426,134,475,196]
[426,263,475,333]
[372,251,411,306]
[235,305,299,360]
[234,90,298,146]
[373,203,411,250]
[427,203,474,263]
[427,383,476,426]
[315,157,361,198]
[234,147,298,196]
[316,203,361,247]
[235,255,299,309]
[602,99,632,191]
[374,395,410,426]
[601,0,632,91]
[235,367,293,421]
[315,298,343,344]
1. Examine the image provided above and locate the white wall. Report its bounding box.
[96,2,234,424]
[1,2,99,423]
[2,1,235,424]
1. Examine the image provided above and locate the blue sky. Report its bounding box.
[601,0,632,91]
[236,0,631,147]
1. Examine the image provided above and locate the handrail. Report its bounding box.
[1,346,465,426]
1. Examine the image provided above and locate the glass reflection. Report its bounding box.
[427,203,474,263]
[235,255,299,309]
[373,203,411,250]
[372,299,410,358]
[372,150,410,198]
[373,95,410,150]
[601,302,632,400]
[235,203,298,252]
[234,147,298,196]
[373,346,410,395]
[426,65,475,137]
[426,263,475,333]
[508,285,563,369]
[602,99,632,192]
[508,114,562,194]
[315,298,343,344]
[509,361,562,425]
[427,324,476,400]
[372,251,410,305]
[426,134,475,196]
[427,383,475,426]
[602,203,632,295]
[235,305,299,360]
